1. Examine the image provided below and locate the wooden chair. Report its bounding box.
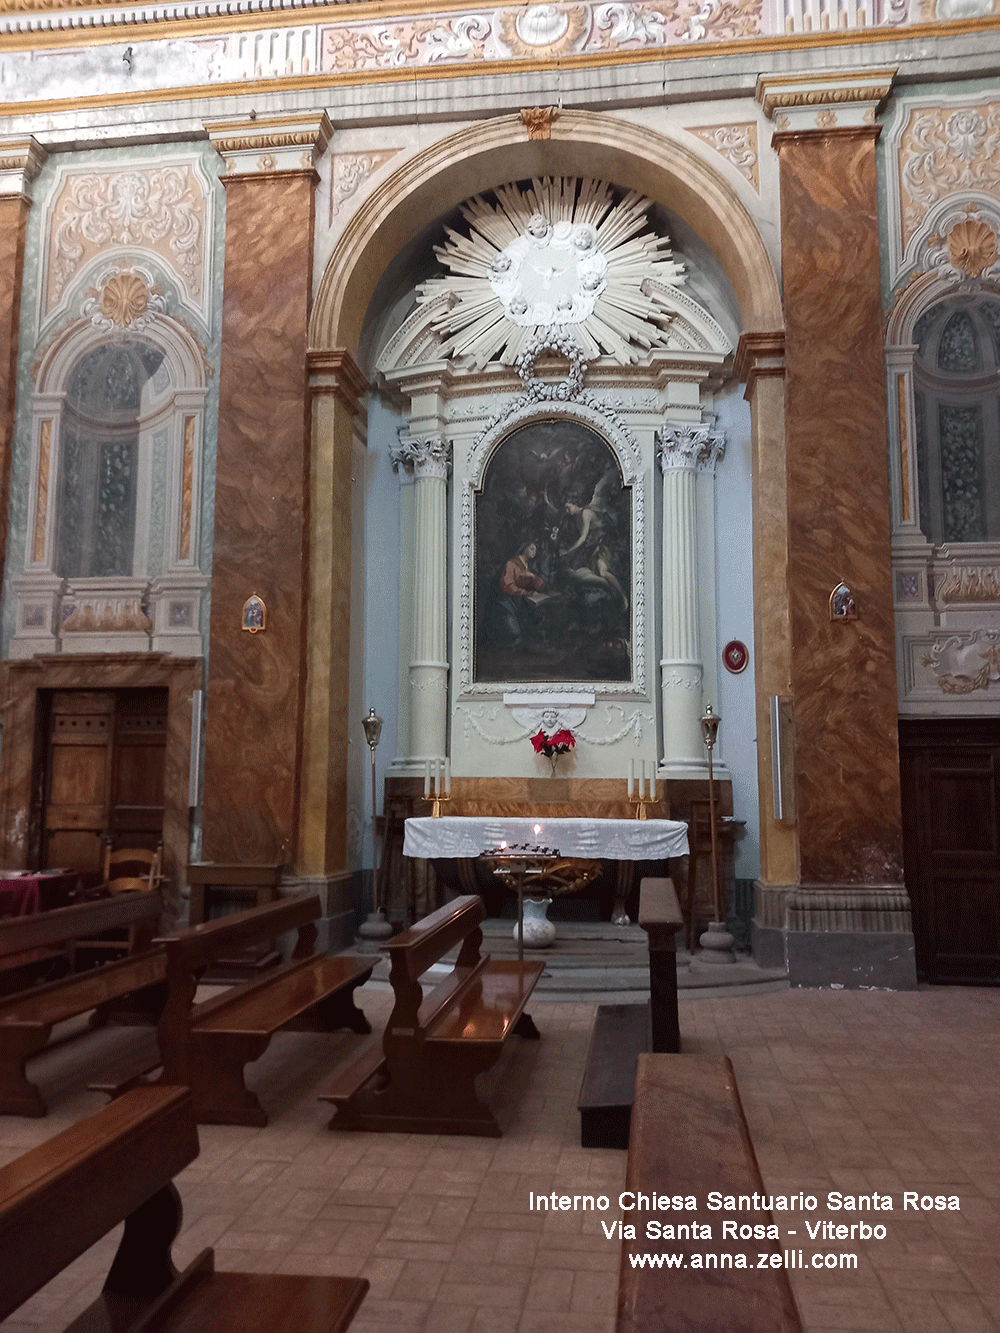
[104,843,163,895]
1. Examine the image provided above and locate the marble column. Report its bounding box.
[391,434,451,767]
[0,138,45,592]
[201,114,331,867]
[757,72,913,986]
[657,423,725,774]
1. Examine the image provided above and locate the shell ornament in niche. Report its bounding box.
[101,272,151,327]
[947,218,998,279]
[417,177,689,368]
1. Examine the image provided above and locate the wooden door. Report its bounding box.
[899,719,1000,984]
[41,688,168,873]
[44,692,115,873]
[109,688,168,849]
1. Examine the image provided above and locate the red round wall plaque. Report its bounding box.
[722,640,749,674]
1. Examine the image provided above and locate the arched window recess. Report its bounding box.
[12,312,209,659]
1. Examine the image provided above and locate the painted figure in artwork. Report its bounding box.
[497,541,549,645]
[560,470,629,611]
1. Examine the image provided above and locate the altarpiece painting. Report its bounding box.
[474,420,631,683]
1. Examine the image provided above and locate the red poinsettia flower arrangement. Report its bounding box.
[530,728,576,758]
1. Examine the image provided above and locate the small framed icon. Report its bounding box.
[722,640,749,674]
[829,581,857,621]
[241,593,266,634]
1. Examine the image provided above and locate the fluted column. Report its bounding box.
[392,434,451,765]
[657,424,725,772]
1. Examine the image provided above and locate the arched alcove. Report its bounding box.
[310,110,782,353]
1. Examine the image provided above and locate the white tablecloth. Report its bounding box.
[402,815,688,861]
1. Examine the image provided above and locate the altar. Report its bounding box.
[403,815,689,933]
[403,816,688,862]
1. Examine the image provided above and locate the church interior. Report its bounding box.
[1,0,999,1328]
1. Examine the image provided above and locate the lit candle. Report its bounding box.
[533,823,542,836]
[628,758,635,798]
[424,759,431,798]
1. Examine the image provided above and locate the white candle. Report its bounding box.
[437,757,444,796]
[628,758,635,798]
[424,759,431,798]
[444,757,451,796]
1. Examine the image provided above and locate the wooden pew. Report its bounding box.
[617,1054,804,1333]
[94,894,374,1127]
[578,877,683,1149]
[320,894,543,1137]
[0,893,167,1116]
[0,1084,368,1333]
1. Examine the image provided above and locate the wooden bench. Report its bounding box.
[617,1054,804,1333]
[0,893,167,1117]
[320,893,543,1137]
[578,877,683,1149]
[0,1084,368,1333]
[95,894,374,1127]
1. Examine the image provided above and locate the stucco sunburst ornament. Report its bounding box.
[417,177,688,368]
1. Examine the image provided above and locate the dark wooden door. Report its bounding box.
[44,692,115,873]
[109,689,168,849]
[899,719,1000,984]
[42,688,168,872]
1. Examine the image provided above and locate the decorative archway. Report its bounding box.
[300,109,783,880]
[310,110,781,352]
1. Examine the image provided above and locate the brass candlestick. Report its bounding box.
[700,703,722,924]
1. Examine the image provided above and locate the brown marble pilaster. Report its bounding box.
[774,124,903,891]
[301,350,368,876]
[202,116,331,866]
[0,138,46,591]
[734,332,797,891]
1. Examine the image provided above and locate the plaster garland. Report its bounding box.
[458,700,649,746]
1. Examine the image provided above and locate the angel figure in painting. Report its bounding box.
[559,470,629,611]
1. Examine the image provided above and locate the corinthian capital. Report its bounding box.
[656,423,726,474]
[390,433,452,480]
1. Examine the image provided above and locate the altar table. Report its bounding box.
[403,816,688,861]
[0,871,83,919]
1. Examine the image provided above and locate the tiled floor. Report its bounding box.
[1,983,998,1333]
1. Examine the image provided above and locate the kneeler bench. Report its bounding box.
[578,876,682,1149]
[617,1054,804,1333]
[0,1085,368,1333]
[0,893,167,1117]
[320,894,543,1137]
[92,894,373,1126]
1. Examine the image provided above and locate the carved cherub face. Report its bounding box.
[541,708,559,730]
[527,213,551,241]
